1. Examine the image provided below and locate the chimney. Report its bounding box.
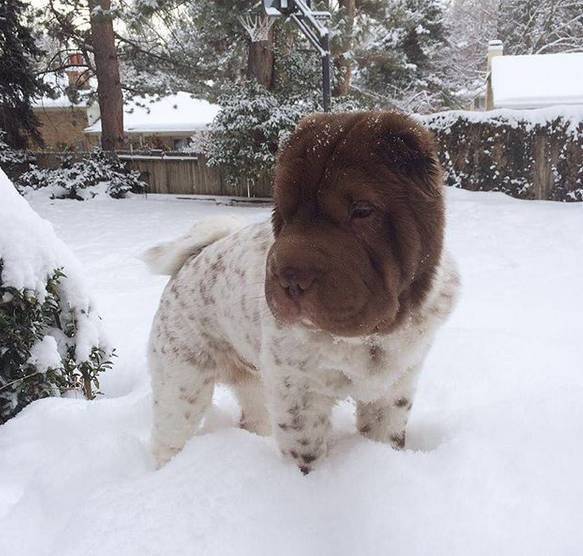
[485,40,503,110]
[66,52,90,90]
[487,40,503,72]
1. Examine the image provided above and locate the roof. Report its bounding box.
[492,53,583,109]
[32,72,91,110]
[84,93,220,136]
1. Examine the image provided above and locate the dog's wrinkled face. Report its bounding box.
[265,111,445,337]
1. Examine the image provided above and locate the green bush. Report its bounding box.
[0,129,33,179]
[16,149,146,200]
[0,263,114,423]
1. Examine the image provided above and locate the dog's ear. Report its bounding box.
[377,128,436,173]
[376,128,441,196]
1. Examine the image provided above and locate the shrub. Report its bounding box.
[420,108,583,202]
[16,149,146,200]
[0,170,114,423]
[0,129,33,179]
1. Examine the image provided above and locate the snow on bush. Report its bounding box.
[419,106,583,202]
[0,129,33,179]
[16,149,147,201]
[0,169,114,423]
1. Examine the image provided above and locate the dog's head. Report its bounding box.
[265,111,445,337]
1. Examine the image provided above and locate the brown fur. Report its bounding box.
[265,111,445,337]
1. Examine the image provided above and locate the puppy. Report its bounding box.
[146,112,459,473]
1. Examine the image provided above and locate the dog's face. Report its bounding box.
[265,112,445,337]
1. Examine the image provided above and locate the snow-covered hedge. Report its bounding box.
[16,150,147,201]
[0,169,114,423]
[420,106,583,201]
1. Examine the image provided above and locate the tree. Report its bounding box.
[497,0,583,55]
[239,12,277,89]
[120,0,253,101]
[331,0,356,96]
[119,0,355,100]
[43,0,125,150]
[353,0,451,112]
[88,0,125,150]
[438,0,499,108]
[0,0,51,148]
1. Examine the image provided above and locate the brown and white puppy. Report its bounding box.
[146,111,460,473]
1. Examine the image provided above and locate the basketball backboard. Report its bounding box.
[263,0,295,16]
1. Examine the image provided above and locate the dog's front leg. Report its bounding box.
[268,373,334,474]
[356,363,422,449]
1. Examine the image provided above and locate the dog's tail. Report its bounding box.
[141,216,244,276]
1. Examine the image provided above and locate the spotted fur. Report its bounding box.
[148,112,460,473]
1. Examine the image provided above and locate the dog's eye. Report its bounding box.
[350,202,374,220]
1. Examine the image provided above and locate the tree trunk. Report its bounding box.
[89,0,125,151]
[334,0,355,96]
[246,29,275,89]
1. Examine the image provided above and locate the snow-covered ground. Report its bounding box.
[1,190,583,555]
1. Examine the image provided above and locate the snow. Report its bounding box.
[419,105,583,137]
[32,72,91,109]
[26,337,61,374]
[0,168,106,362]
[1,189,583,554]
[491,53,583,109]
[84,93,221,136]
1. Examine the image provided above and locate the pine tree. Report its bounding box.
[0,0,51,148]
[353,0,450,112]
[120,0,254,101]
[330,0,356,96]
[120,0,351,101]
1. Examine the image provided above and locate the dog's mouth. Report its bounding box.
[265,280,392,337]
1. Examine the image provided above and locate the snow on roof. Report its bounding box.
[32,72,91,110]
[492,53,583,109]
[84,93,220,136]
[34,94,88,110]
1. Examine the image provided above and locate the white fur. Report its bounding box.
[141,216,244,276]
[147,219,460,472]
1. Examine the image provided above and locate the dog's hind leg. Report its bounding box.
[149,347,215,468]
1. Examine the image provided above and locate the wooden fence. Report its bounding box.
[31,151,274,198]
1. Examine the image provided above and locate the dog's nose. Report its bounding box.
[278,267,316,300]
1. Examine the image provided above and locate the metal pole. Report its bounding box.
[321,32,331,112]
[272,0,332,111]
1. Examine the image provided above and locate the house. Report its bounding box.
[32,56,99,150]
[485,41,583,110]
[84,93,221,150]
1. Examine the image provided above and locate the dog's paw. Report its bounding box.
[285,448,323,475]
[152,443,180,469]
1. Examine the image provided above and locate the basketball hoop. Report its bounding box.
[260,0,332,111]
[239,14,275,42]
